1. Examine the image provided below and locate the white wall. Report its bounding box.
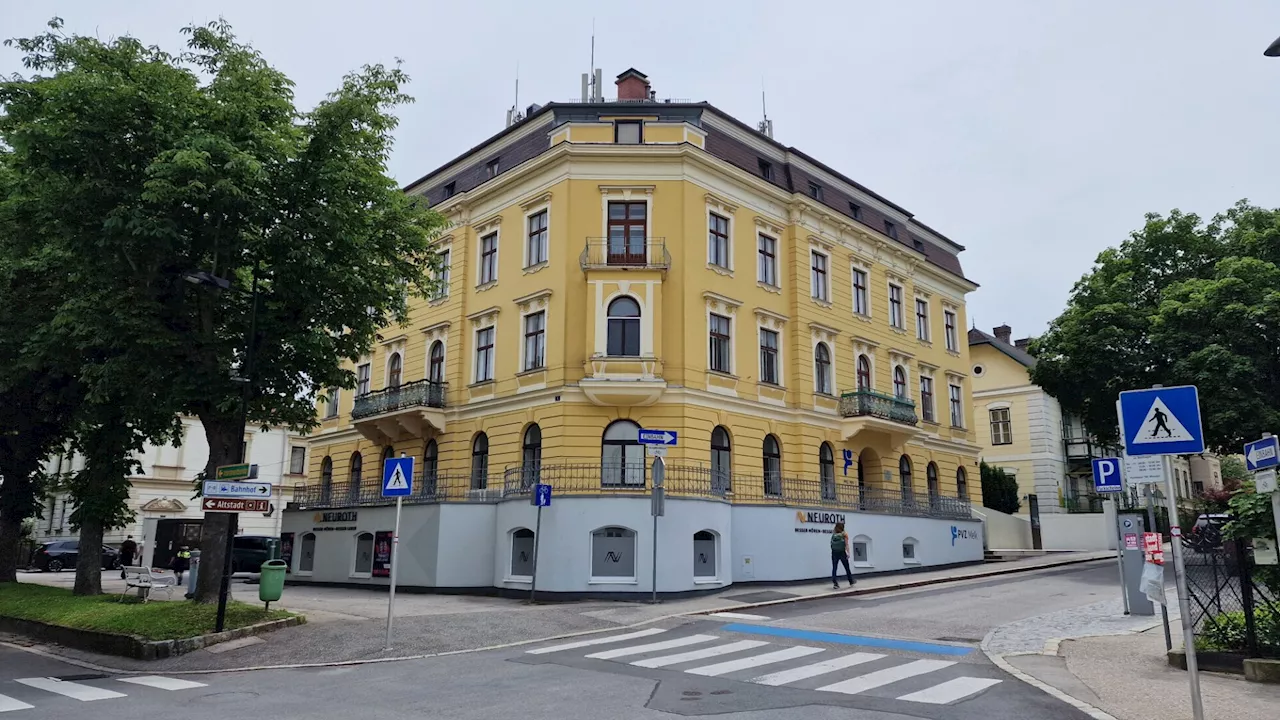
[1040,512,1115,551]
[972,507,1033,550]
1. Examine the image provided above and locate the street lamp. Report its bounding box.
[1266,34,1280,57]
[182,265,260,632]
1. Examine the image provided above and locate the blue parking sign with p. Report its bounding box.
[1091,457,1123,494]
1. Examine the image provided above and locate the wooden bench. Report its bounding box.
[120,566,177,603]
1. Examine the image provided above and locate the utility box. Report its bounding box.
[1118,513,1154,615]
[258,559,287,607]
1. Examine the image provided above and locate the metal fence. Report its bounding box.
[838,389,918,425]
[351,379,447,420]
[1183,532,1280,658]
[580,237,670,269]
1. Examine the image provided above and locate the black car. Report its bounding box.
[30,541,119,572]
[231,535,276,574]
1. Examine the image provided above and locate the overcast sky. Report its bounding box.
[5,2,1280,337]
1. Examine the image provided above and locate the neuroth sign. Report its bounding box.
[1118,386,1205,456]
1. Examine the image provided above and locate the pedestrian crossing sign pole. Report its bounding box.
[1116,384,1204,720]
[381,455,414,651]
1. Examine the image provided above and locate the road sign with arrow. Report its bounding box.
[203,480,274,499]
[1245,436,1279,472]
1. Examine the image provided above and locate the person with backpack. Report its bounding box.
[830,522,856,589]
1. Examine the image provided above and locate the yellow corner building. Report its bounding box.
[281,69,986,596]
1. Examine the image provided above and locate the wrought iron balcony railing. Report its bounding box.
[580,237,670,269]
[351,379,446,420]
[838,389,919,426]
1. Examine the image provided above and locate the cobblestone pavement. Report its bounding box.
[983,596,1179,656]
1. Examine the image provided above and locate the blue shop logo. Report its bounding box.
[951,526,977,546]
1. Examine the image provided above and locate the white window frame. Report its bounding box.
[289,446,307,475]
[708,312,734,375]
[350,531,375,579]
[474,325,496,383]
[943,308,958,352]
[949,380,965,428]
[810,249,831,302]
[477,230,500,286]
[888,282,905,329]
[297,532,317,576]
[589,526,639,584]
[918,368,937,423]
[811,330,838,397]
[813,341,834,395]
[505,527,535,583]
[432,246,452,301]
[707,210,733,271]
[424,330,448,385]
[850,533,873,568]
[990,406,1013,445]
[915,297,931,342]
[757,233,779,287]
[758,326,782,386]
[521,309,547,372]
[523,206,549,269]
[902,537,920,565]
[851,264,870,317]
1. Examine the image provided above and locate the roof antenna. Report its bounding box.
[506,64,523,127]
[581,20,602,102]
[757,80,773,138]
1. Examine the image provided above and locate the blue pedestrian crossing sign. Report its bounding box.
[1118,385,1205,456]
[1091,457,1124,494]
[1244,436,1280,472]
[534,483,552,507]
[382,456,414,497]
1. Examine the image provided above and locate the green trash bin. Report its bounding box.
[258,559,287,608]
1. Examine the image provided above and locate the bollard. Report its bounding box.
[186,550,200,599]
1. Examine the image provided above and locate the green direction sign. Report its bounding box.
[215,463,259,481]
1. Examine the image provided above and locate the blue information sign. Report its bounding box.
[1118,385,1204,456]
[382,457,414,497]
[638,429,678,445]
[534,483,552,507]
[1244,436,1279,472]
[1091,457,1124,494]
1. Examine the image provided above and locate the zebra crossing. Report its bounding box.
[0,675,206,713]
[524,627,1002,706]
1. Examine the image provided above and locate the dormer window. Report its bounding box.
[615,121,642,144]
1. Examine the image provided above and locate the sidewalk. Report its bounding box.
[11,551,1110,673]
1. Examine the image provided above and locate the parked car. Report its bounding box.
[30,541,119,572]
[231,535,276,574]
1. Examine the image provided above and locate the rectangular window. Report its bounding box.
[889,284,904,328]
[915,298,930,341]
[885,220,898,240]
[708,213,730,268]
[486,158,499,178]
[950,384,964,428]
[757,234,778,286]
[615,120,642,144]
[442,181,456,199]
[523,311,545,371]
[944,310,957,351]
[475,327,495,383]
[852,268,869,316]
[920,376,935,422]
[759,329,779,385]
[526,210,548,267]
[807,181,823,201]
[356,363,371,396]
[433,249,451,300]
[810,251,829,302]
[607,201,647,265]
[289,446,307,475]
[848,202,863,220]
[758,159,774,181]
[990,408,1012,445]
[479,232,498,285]
[324,388,339,418]
[709,314,732,374]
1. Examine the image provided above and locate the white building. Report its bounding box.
[38,417,307,568]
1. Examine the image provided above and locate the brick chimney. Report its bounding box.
[1014,338,1032,352]
[615,68,651,101]
[993,325,1012,344]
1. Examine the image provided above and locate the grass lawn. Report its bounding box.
[0,582,293,641]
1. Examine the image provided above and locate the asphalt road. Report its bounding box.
[0,561,1119,719]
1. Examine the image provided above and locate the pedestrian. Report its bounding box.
[830,522,855,589]
[171,545,192,584]
[118,535,138,579]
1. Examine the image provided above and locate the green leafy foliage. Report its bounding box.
[1195,605,1280,655]
[1220,456,1250,491]
[980,462,1021,514]
[1031,202,1280,452]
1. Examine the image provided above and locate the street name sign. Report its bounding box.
[1245,436,1280,472]
[1091,457,1124,494]
[1118,386,1205,456]
[203,480,273,499]
[215,463,259,481]
[638,429,678,445]
[382,457,414,497]
[201,497,269,513]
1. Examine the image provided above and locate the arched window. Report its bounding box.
[299,532,317,574]
[711,426,732,494]
[606,297,641,357]
[591,526,637,581]
[957,466,969,500]
[428,341,445,384]
[522,424,542,488]
[510,528,535,578]
[380,446,394,470]
[602,420,643,486]
[693,530,717,578]
[893,366,907,399]
[857,355,871,391]
[422,439,439,494]
[820,442,836,500]
[348,452,363,501]
[320,456,333,502]
[471,433,489,489]
[927,462,940,503]
[388,353,403,389]
[814,343,832,395]
[353,532,374,576]
[763,434,782,496]
[899,455,913,503]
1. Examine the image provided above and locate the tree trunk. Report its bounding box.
[194,416,244,603]
[0,453,43,584]
[0,514,23,583]
[73,519,104,595]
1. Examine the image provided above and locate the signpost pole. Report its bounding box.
[650,456,665,605]
[1111,497,1130,615]
[1162,454,1204,720]
[1264,434,1280,558]
[384,494,402,651]
[530,502,543,603]
[1143,484,1173,650]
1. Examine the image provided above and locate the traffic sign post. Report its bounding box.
[650,457,665,604]
[381,455,414,651]
[1118,385,1204,720]
[1256,434,1280,589]
[529,483,551,603]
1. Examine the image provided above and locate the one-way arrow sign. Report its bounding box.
[638,429,678,445]
[203,480,274,499]
[1245,436,1280,472]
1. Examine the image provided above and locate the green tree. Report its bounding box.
[1032,202,1280,452]
[0,19,445,598]
[980,462,1021,514]
[1219,456,1250,491]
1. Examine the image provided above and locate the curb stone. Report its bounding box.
[6,554,1110,675]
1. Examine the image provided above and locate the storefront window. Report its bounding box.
[353,532,374,576]
[694,531,717,579]
[510,528,535,578]
[591,526,636,580]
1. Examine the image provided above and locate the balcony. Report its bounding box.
[580,237,670,270]
[838,389,922,447]
[580,355,666,406]
[350,379,447,444]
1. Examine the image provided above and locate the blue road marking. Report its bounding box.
[718,623,973,656]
